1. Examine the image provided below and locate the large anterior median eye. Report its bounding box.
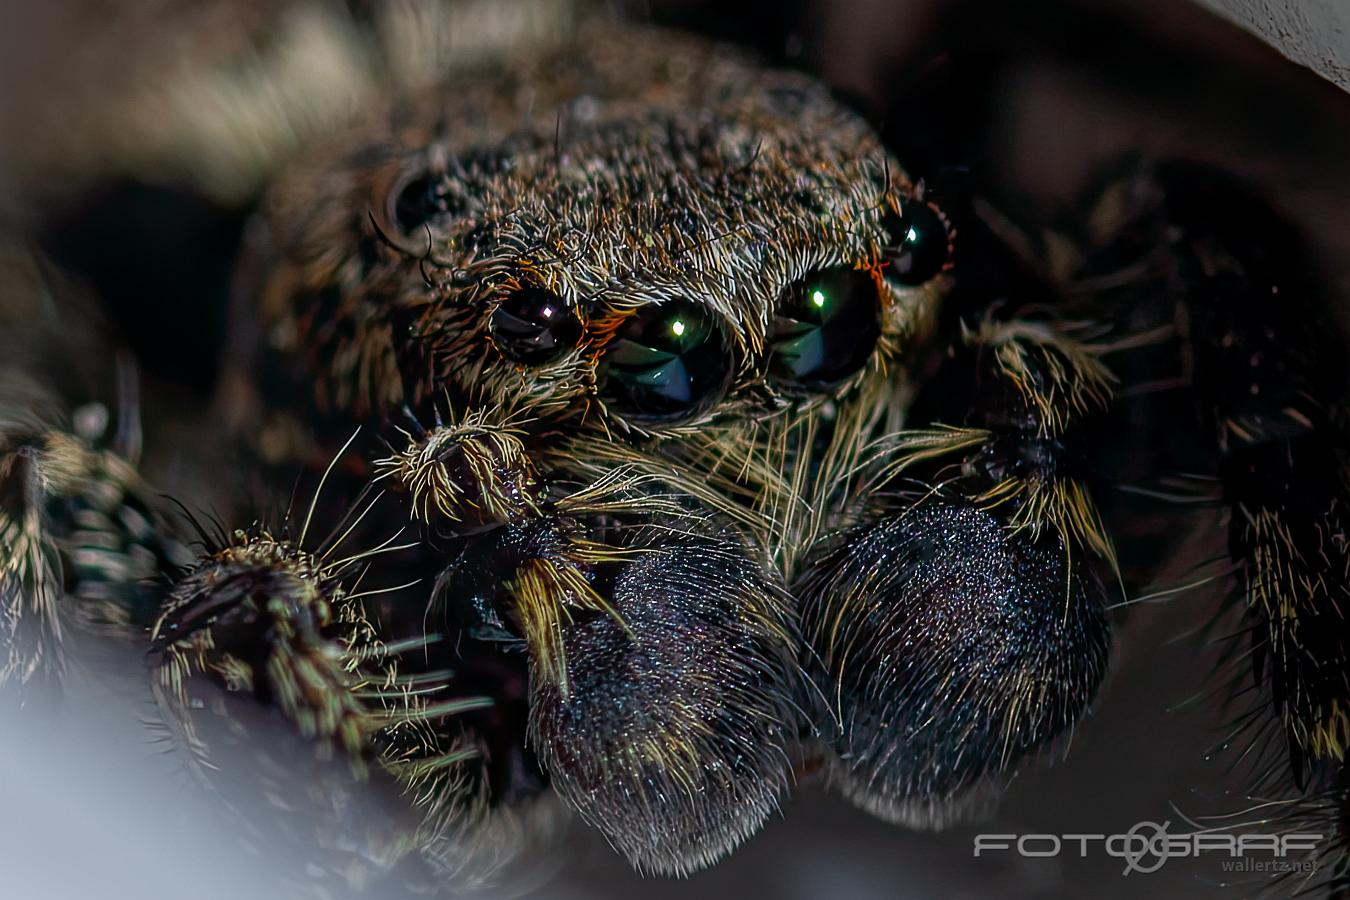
[770,267,880,391]
[597,300,731,423]
[490,287,583,365]
[883,199,950,285]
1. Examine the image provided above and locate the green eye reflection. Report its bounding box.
[598,300,732,423]
[770,267,880,392]
[883,200,950,285]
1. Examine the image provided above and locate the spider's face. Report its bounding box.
[254,26,953,440]
[391,109,949,437]
[214,22,1093,881]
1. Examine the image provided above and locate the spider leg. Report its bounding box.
[0,434,65,698]
[0,370,188,701]
[146,504,522,893]
[1075,160,1350,882]
[150,530,379,764]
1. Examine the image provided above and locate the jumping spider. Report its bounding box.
[3,2,1348,895]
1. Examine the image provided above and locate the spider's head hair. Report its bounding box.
[253,24,945,443]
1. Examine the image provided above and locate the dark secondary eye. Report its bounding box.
[770,267,880,391]
[490,287,583,365]
[391,172,455,234]
[883,199,950,285]
[597,300,731,422]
